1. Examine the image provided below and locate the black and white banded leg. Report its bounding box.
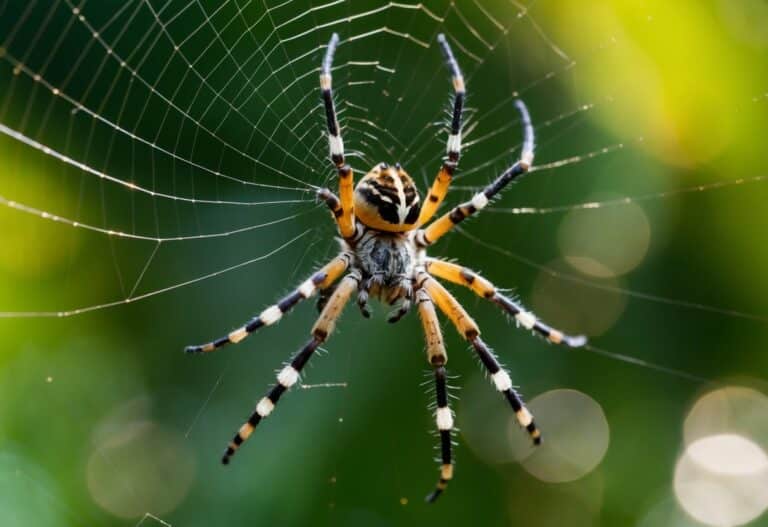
[417,99,535,247]
[470,335,541,444]
[418,34,466,225]
[426,365,454,503]
[424,258,586,348]
[321,32,344,167]
[222,274,359,464]
[417,288,454,502]
[184,254,349,354]
[421,275,541,444]
[437,33,465,164]
[320,33,356,239]
[492,294,586,348]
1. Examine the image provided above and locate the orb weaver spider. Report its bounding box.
[185,32,586,502]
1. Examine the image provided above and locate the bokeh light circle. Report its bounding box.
[558,196,651,278]
[638,497,711,527]
[459,374,524,465]
[684,386,768,450]
[87,399,195,519]
[515,389,610,483]
[674,434,768,527]
[505,477,602,527]
[531,258,627,337]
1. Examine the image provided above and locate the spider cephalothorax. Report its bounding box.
[354,163,421,232]
[185,32,587,503]
[350,163,421,318]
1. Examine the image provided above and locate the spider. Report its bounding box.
[185,32,587,502]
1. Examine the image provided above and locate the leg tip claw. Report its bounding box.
[567,335,588,348]
[221,446,235,465]
[425,490,442,503]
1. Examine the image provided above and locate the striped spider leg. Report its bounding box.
[407,55,586,500]
[416,287,455,502]
[417,271,542,443]
[222,273,359,464]
[184,253,350,354]
[414,261,586,503]
[425,258,586,348]
[316,33,356,240]
[414,98,535,248]
[418,33,466,226]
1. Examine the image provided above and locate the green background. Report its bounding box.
[1,0,767,525]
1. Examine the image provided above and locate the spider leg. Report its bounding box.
[417,34,465,226]
[418,272,541,444]
[316,282,337,313]
[387,277,413,323]
[221,273,359,464]
[356,275,376,318]
[415,288,454,503]
[425,258,586,347]
[184,253,350,354]
[317,187,344,222]
[319,33,355,239]
[415,99,535,248]
[387,296,411,324]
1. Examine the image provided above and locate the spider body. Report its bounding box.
[185,32,587,503]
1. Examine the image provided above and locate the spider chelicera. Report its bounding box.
[185,32,587,502]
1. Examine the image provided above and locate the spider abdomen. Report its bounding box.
[353,163,421,233]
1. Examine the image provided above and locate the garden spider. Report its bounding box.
[185,33,586,502]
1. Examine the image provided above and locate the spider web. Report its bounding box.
[0,1,766,526]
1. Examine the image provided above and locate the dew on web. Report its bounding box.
[0,0,766,524]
